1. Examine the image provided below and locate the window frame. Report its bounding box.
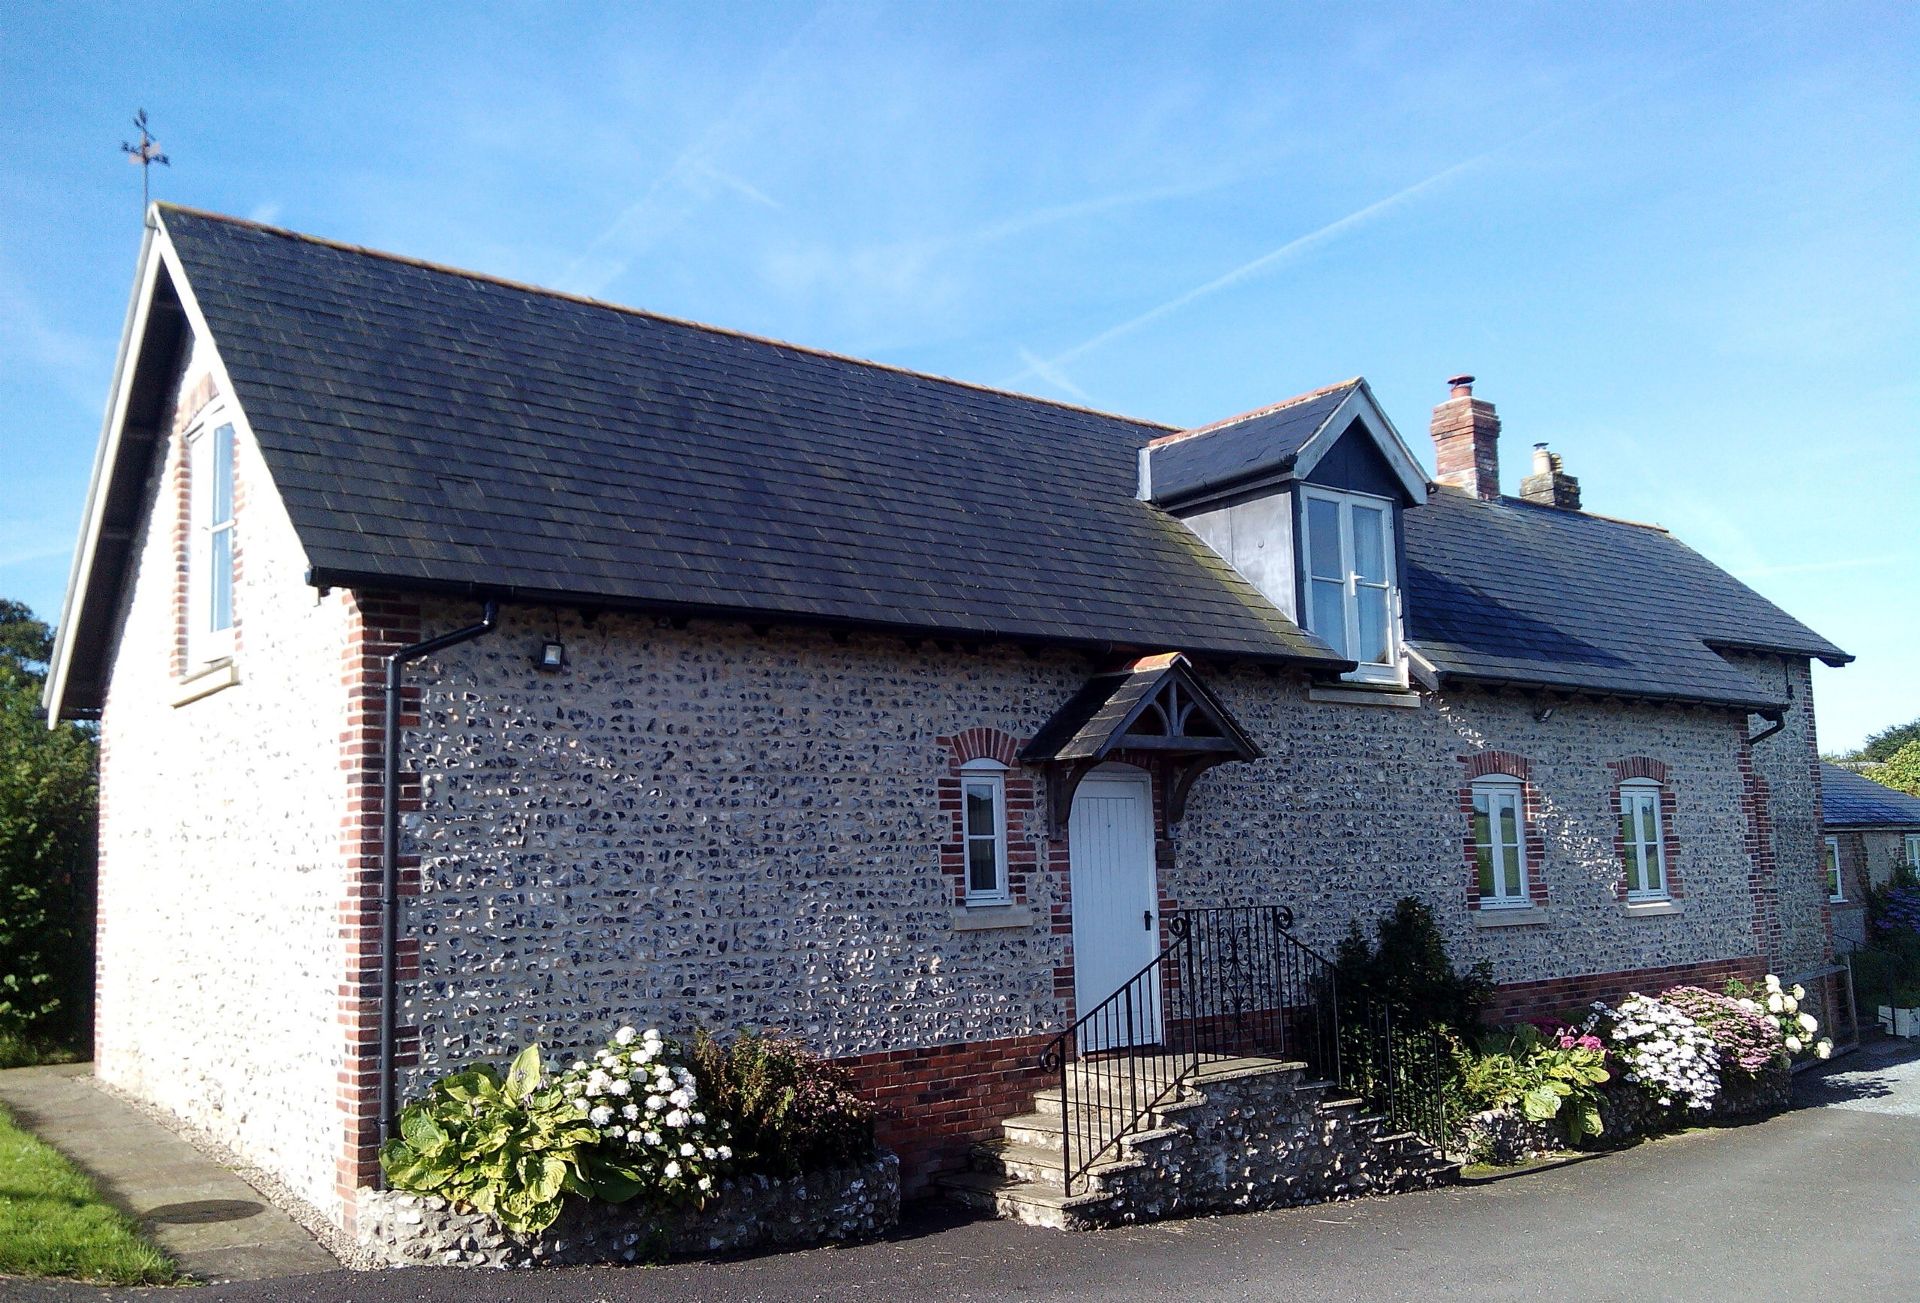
[1298,484,1401,685]
[1618,778,1669,902]
[1471,775,1530,909]
[186,416,237,667]
[1824,835,1844,903]
[959,758,1011,906]
[1906,834,1920,871]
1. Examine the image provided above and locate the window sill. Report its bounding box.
[170,659,239,707]
[951,904,1033,932]
[1474,906,1549,929]
[1307,683,1422,709]
[1622,899,1682,918]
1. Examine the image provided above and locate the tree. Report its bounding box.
[1875,739,1920,799]
[1858,717,1920,764]
[0,599,97,1052]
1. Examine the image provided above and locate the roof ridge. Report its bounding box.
[1147,377,1361,448]
[1431,485,1674,535]
[153,202,1176,433]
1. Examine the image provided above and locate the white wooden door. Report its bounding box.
[1069,771,1160,1050]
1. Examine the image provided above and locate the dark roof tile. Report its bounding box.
[1822,765,1920,829]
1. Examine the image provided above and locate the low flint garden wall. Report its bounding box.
[358,1151,899,1268]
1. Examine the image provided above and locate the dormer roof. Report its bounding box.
[1142,377,1428,510]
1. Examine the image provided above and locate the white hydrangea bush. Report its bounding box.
[556,1026,732,1203]
[1732,974,1833,1060]
[1599,994,1720,1110]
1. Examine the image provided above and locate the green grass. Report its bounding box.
[0,1103,178,1285]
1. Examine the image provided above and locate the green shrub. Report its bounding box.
[383,1046,617,1233]
[689,1030,876,1177]
[1335,897,1493,1030]
[1452,1025,1608,1142]
[0,600,97,1053]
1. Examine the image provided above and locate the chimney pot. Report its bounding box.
[1520,441,1582,510]
[1448,374,1475,398]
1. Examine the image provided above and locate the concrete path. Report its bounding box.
[0,1063,338,1284]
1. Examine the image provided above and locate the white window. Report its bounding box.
[960,759,1010,905]
[1300,486,1399,684]
[1472,777,1530,907]
[1906,834,1920,870]
[1824,836,1844,902]
[188,419,236,664]
[1619,779,1669,901]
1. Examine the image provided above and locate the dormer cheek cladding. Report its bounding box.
[1180,491,1299,624]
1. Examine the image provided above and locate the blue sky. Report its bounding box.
[2,3,1913,749]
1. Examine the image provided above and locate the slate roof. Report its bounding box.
[1822,765,1920,830]
[50,207,1851,718]
[1144,380,1360,506]
[158,207,1339,667]
[1404,489,1850,710]
[1020,653,1260,763]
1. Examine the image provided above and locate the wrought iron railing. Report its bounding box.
[1335,998,1462,1150]
[1037,905,1337,1193]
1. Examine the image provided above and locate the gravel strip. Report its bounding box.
[90,1076,381,1271]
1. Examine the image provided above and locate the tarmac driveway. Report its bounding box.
[8,1038,1916,1302]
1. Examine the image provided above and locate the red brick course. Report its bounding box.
[1485,955,1764,1024]
[836,1032,1055,1194]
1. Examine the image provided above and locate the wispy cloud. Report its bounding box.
[999,16,1796,391]
[1735,554,1913,581]
[688,161,782,211]
[0,257,109,410]
[558,8,833,297]
[248,200,284,226]
[1016,347,1092,404]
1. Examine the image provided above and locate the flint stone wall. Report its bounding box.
[1458,1107,1562,1166]
[357,1152,899,1267]
[1076,1066,1454,1226]
[392,602,1816,1095]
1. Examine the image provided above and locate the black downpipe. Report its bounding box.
[1745,709,1786,746]
[379,601,499,1154]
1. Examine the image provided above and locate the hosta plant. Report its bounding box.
[379,1045,605,1233]
[1455,1024,1609,1142]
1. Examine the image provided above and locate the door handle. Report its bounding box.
[1144,909,1154,931]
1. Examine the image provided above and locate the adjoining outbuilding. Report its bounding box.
[1821,763,1920,947]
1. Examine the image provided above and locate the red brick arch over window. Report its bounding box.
[1608,758,1684,900]
[1458,750,1549,909]
[936,729,1038,905]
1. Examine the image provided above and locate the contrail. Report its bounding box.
[1003,154,1489,386]
[1003,15,1792,392]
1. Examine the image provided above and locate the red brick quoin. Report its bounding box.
[1607,757,1684,900]
[335,591,424,1231]
[1458,750,1549,910]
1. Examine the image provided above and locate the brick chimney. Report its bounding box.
[1519,442,1582,510]
[1430,374,1501,499]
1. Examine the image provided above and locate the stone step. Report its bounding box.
[971,1136,1149,1186]
[934,1169,1115,1232]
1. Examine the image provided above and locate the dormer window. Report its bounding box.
[1300,486,1399,683]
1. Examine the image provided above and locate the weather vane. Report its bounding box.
[120,108,170,215]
